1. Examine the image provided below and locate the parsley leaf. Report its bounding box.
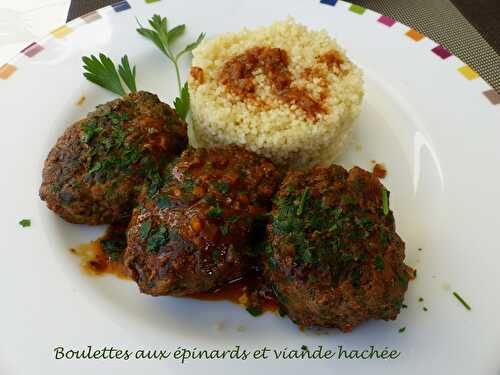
[296,187,309,216]
[101,238,126,261]
[174,82,190,120]
[81,120,102,144]
[207,206,223,218]
[19,219,31,228]
[374,254,384,270]
[246,306,263,317]
[136,14,205,119]
[117,55,137,93]
[82,53,138,96]
[147,226,168,252]
[216,181,230,194]
[140,219,152,241]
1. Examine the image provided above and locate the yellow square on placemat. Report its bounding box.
[458,65,479,80]
[51,25,73,38]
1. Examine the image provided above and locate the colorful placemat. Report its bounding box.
[348,0,500,93]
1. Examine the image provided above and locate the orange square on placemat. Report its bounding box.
[0,64,16,79]
[406,29,424,42]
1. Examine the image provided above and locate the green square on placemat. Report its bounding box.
[349,4,366,15]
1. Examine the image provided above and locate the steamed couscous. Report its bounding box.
[188,18,364,168]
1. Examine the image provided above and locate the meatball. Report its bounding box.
[265,165,414,331]
[39,91,187,224]
[124,146,281,296]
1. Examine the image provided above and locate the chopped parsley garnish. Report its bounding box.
[278,306,287,317]
[381,186,389,215]
[156,195,175,209]
[111,124,127,146]
[296,187,310,216]
[398,272,409,288]
[394,299,403,309]
[139,219,152,241]
[216,181,230,194]
[180,178,195,192]
[246,306,263,317]
[88,161,102,174]
[418,297,424,302]
[101,238,126,261]
[108,111,129,124]
[341,252,353,262]
[268,255,278,271]
[301,345,309,351]
[147,226,168,252]
[452,291,471,311]
[379,229,390,246]
[211,249,221,263]
[81,120,102,144]
[19,219,31,228]
[374,254,384,270]
[423,307,428,312]
[302,248,313,265]
[207,206,223,218]
[220,224,229,236]
[351,268,361,288]
[227,215,240,224]
[398,327,406,333]
[341,194,355,206]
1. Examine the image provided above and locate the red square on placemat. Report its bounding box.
[432,45,452,59]
[21,42,43,58]
[378,15,396,27]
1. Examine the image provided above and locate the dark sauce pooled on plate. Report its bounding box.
[71,224,279,315]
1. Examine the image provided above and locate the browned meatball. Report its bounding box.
[265,165,414,331]
[124,146,281,296]
[39,91,187,224]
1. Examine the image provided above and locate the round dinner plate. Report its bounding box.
[1,0,499,374]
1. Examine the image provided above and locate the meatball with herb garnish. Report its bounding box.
[265,165,414,331]
[39,91,187,224]
[124,145,281,296]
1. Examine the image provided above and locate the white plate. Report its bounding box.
[1,0,499,374]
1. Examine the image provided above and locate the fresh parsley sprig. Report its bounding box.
[82,53,137,96]
[136,14,205,119]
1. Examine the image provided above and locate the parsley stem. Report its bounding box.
[297,187,309,216]
[381,186,389,216]
[452,291,471,311]
[163,43,182,95]
[173,59,182,95]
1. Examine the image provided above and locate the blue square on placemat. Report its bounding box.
[320,0,338,6]
[112,1,131,12]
